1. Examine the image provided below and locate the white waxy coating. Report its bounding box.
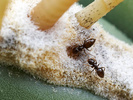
[0,0,133,100]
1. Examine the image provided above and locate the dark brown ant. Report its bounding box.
[72,38,96,54]
[88,58,105,78]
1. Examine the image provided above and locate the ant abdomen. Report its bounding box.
[83,39,95,49]
[96,68,104,78]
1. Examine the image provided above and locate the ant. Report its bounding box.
[72,38,96,54]
[88,58,105,78]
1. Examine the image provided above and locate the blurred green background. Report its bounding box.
[0,0,133,100]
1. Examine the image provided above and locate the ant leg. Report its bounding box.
[83,63,88,67]
[91,68,95,72]
[87,52,95,58]
[90,68,96,77]
[97,62,102,67]
[83,63,93,68]
[83,49,93,58]
[83,49,87,54]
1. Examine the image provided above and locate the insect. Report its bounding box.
[72,38,96,54]
[88,58,105,78]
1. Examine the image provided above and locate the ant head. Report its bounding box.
[96,68,104,78]
[88,58,96,65]
[72,47,79,54]
[83,38,96,49]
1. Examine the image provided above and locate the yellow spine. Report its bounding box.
[75,0,123,29]
[0,0,9,29]
[31,0,77,31]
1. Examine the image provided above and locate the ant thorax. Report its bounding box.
[72,45,84,54]
[72,38,96,54]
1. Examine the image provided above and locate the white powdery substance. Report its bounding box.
[1,0,82,50]
[0,0,87,70]
[92,28,133,96]
[1,0,133,99]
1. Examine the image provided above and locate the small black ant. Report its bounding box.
[88,58,105,78]
[72,38,96,54]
